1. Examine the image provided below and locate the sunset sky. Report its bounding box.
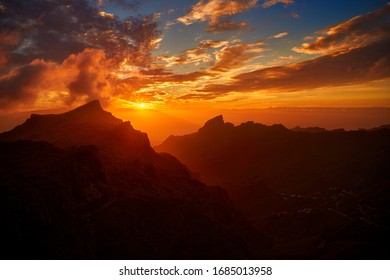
[1,0,390,143]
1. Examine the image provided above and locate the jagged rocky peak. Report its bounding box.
[205,115,225,127]
[199,115,234,133]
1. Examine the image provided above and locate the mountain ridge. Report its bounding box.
[0,100,152,159]
[0,102,271,259]
[156,115,390,259]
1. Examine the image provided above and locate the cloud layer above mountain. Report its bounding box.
[0,0,389,110]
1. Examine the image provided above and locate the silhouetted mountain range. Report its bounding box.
[156,115,390,259]
[2,103,389,259]
[0,102,270,259]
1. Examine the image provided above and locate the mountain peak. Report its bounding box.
[71,100,103,113]
[198,115,234,134]
[61,100,122,126]
[204,115,224,127]
[0,100,153,158]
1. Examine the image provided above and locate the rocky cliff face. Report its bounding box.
[0,102,271,259]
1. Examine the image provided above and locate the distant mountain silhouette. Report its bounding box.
[291,126,327,133]
[156,116,390,259]
[0,102,270,259]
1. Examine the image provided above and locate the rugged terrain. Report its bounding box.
[156,115,390,258]
[0,102,270,259]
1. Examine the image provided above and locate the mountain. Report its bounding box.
[0,100,152,158]
[0,102,270,259]
[156,116,390,259]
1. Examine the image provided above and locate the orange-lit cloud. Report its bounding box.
[206,21,249,33]
[1,0,388,112]
[272,32,288,39]
[178,0,257,32]
[0,0,160,70]
[178,0,258,25]
[177,0,295,32]
[63,49,113,104]
[293,5,390,55]
[178,92,226,100]
[158,38,264,73]
[199,38,390,96]
[177,4,390,100]
[158,39,230,67]
[0,0,162,109]
[210,41,265,72]
[0,48,114,108]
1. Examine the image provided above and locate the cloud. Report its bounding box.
[293,5,390,55]
[0,48,114,108]
[206,21,249,33]
[98,11,115,18]
[97,0,142,11]
[63,49,113,104]
[0,60,56,108]
[158,38,264,72]
[0,31,20,69]
[178,0,258,31]
[0,0,163,109]
[290,11,299,18]
[272,32,288,39]
[158,51,212,67]
[177,0,295,32]
[110,70,213,106]
[0,0,160,70]
[158,40,230,67]
[262,0,294,8]
[178,92,226,100]
[171,4,390,101]
[158,71,211,83]
[199,38,390,95]
[210,41,265,72]
[111,38,266,103]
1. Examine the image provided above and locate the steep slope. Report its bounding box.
[155,116,390,259]
[0,103,270,259]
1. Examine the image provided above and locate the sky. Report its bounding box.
[0,0,390,143]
